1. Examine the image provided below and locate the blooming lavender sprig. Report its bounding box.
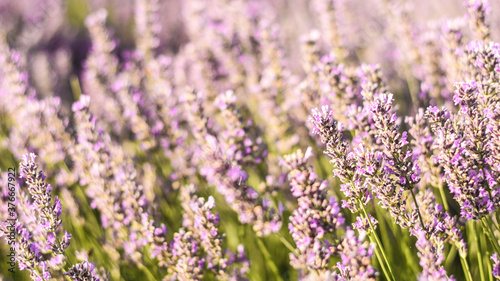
[465,0,491,41]
[282,148,379,279]
[415,30,451,107]
[352,214,378,233]
[65,261,101,281]
[189,196,227,275]
[441,18,466,95]
[185,90,281,236]
[181,0,253,94]
[134,0,161,58]
[415,229,453,281]
[71,95,159,265]
[298,30,322,110]
[370,95,462,279]
[371,93,421,189]
[310,0,345,60]
[256,19,298,157]
[313,54,362,124]
[336,228,377,281]
[168,229,204,280]
[82,9,124,136]
[426,82,499,220]
[416,190,466,256]
[167,189,249,281]
[334,94,418,233]
[214,90,268,166]
[201,135,281,236]
[487,102,500,182]
[413,190,465,280]
[0,154,106,281]
[308,105,373,214]
[0,221,45,280]
[281,148,345,273]
[254,19,301,190]
[0,38,74,188]
[308,105,397,279]
[405,108,447,196]
[492,253,500,279]
[464,41,500,88]
[19,153,71,254]
[354,64,387,144]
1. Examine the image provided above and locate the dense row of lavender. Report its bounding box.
[1,0,500,280]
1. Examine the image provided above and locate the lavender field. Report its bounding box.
[1,0,500,280]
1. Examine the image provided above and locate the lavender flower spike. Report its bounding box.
[167,189,249,281]
[415,229,454,281]
[492,253,500,280]
[282,148,345,273]
[337,228,377,281]
[20,153,70,254]
[65,261,101,281]
[309,105,374,214]
[466,0,491,41]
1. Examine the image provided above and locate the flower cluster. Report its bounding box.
[427,81,500,220]
[336,229,377,281]
[166,187,249,281]
[0,154,103,281]
[492,253,500,279]
[466,0,491,41]
[65,261,102,281]
[282,148,344,272]
[308,105,374,214]
[282,148,376,279]
[415,229,451,281]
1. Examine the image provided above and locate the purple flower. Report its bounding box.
[20,153,70,253]
[336,228,377,280]
[309,106,374,213]
[415,229,453,281]
[168,187,249,281]
[492,253,500,279]
[65,261,101,281]
[283,149,346,273]
[465,0,491,41]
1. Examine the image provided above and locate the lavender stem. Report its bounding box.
[472,221,487,281]
[480,217,500,254]
[359,200,395,281]
[410,188,427,232]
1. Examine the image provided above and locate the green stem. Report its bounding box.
[488,215,500,232]
[402,62,419,110]
[277,232,299,257]
[480,217,500,254]
[445,245,457,269]
[410,188,426,232]
[482,219,495,281]
[70,75,83,101]
[486,250,493,281]
[137,262,157,281]
[437,182,449,212]
[495,211,500,230]
[401,230,420,275]
[257,238,284,281]
[473,222,486,281]
[376,202,418,275]
[460,254,473,281]
[367,233,391,281]
[360,202,396,281]
[374,204,392,259]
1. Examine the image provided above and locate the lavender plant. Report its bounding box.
[0,154,103,281]
[1,0,500,280]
